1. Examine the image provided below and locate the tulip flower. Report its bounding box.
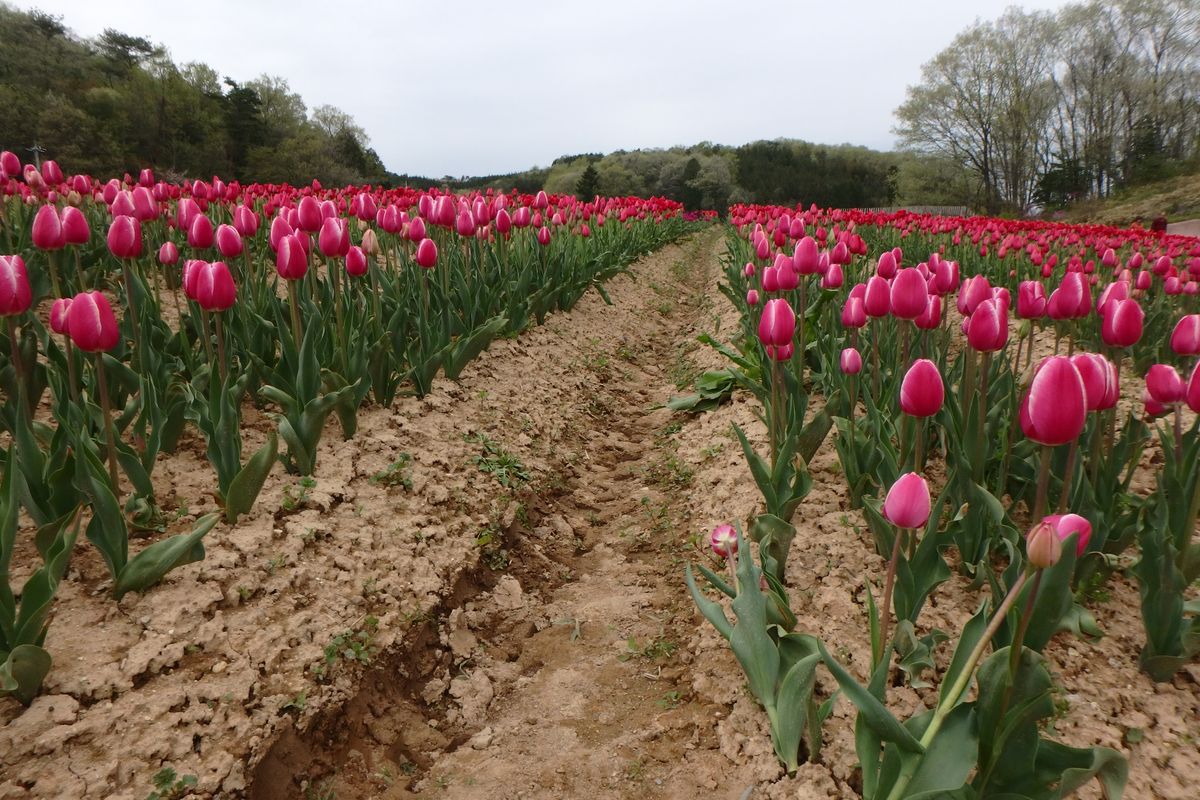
[746,289,759,306]
[1070,353,1116,412]
[187,214,215,249]
[415,237,438,269]
[863,275,890,318]
[1100,298,1143,348]
[758,298,795,349]
[49,297,71,333]
[0,254,31,317]
[0,151,19,178]
[890,268,928,320]
[899,359,944,418]
[1187,361,1200,414]
[1041,513,1092,557]
[841,296,866,329]
[915,295,941,330]
[710,524,738,558]
[876,250,897,279]
[1170,315,1200,356]
[1022,356,1087,446]
[840,347,862,375]
[296,196,323,232]
[107,216,143,259]
[193,261,236,312]
[966,298,1008,352]
[821,263,844,289]
[276,234,308,280]
[32,204,65,250]
[878,471,931,659]
[537,226,551,247]
[215,224,244,258]
[1016,280,1046,319]
[957,275,991,316]
[1025,520,1062,569]
[318,217,350,258]
[793,236,820,275]
[66,290,119,352]
[1145,364,1185,406]
[158,241,179,266]
[61,206,89,245]
[345,246,368,277]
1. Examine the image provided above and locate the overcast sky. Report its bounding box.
[19,0,1071,177]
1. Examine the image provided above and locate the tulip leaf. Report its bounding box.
[877,704,978,798]
[0,644,52,706]
[225,432,277,524]
[1019,534,1079,652]
[443,315,509,380]
[684,566,732,640]
[729,543,780,706]
[818,641,923,753]
[113,513,218,599]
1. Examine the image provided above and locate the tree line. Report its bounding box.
[895,0,1200,214]
[0,3,391,186]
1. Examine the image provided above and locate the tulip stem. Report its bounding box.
[877,527,906,669]
[1057,441,1078,513]
[975,352,992,483]
[726,553,738,596]
[1032,444,1053,523]
[121,261,143,369]
[1173,405,1183,465]
[94,352,122,503]
[769,359,782,465]
[915,418,926,473]
[884,571,1030,800]
[214,312,228,383]
[198,308,215,364]
[47,249,63,298]
[870,319,880,399]
[286,281,303,350]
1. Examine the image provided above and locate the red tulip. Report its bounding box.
[899,359,944,418]
[1187,361,1200,414]
[966,298,1008,352]
[32,204,66,250]
[1041,514,1092,557]
[710,524,738,558]
[537,226,551,246]
[1070,353,1115,412]
[793,236,821,275]
[875,250,897,279]
[1145,364,1185,405]
[746,289,759,306]
[345,246,368,277]
[158,241,179,266]
[61,206,89,245]
[821,263,844,289]
[1135,270,1152,291]
[107,216,143,259]
[864,275,890,318]
[890,268,928,320]
[415,237,438,269]
[296,196,323,232]
[1022,357,1087,446]
[0,255,32,316]
[758,298,796,348]
[193,261,237,312]
[883,472,931,529]
[215,224,243,258]
[1170,315,1200,356]
[40,159,63,185]
[0,151,19,179]
[841,296,866,329]
[131,186,157,222]
[495,208,512,236]
[66,291,120,351]
[840,347,862,375]
[233,205,260,237]
[187,214,215,249]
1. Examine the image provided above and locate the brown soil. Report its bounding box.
[2,230,1197,800]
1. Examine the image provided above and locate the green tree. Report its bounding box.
[575,162,599,199]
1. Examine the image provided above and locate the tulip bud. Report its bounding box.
[900,359,944,418]
[193,261,237,312]
[915,295,941,330]
[537,226,551,246]
[216,224,244,258]
[864,275,891,318]
[821,263,844,289]
[875,250,897,279]
[1187,361,1200,414]
[840,347,862,375]
[107,216,143,259]
[0,255,32,316]
[841,296,866,329]
[758,298,796,348]
[49,297,71,334]
[360,228,381,256]
[1016,280,1046,319]
[345,246,368,277]
[966,298,1008,352]
[415,237,438,269]
[1026,521,1062,569]
[297,196,323,233]
[0,151,19,179]
[1145,364,1185,405]
[710,524,738,558]
[890,268,928,320]
[746,289,759,307]
[187,214,215,249]
[1022,356,1087,446]
[1070,353,1115,412]
[883,472,931,529]
[158,241,179,266]
[318,217,350,258]
[1042,513,1092,557]
[1100,298,1143,348]
[1170,314,1200,356]
[275,235,308,280]
[32,204,66,250]
[60,206,89,245]
[793,236,821,275]
[66,291,120,352]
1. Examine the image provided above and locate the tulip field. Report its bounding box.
[0,153,1198,799]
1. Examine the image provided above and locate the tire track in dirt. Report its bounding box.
[248,226,775,799]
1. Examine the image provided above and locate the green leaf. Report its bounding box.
[728,543,781,706]
[113,513,219,599]
[818,641,923,753]
[685,566,733,640]
[224,433,277,524]
[773,647,821,773]
[0,644,52,706]
[1036,740,1127,799]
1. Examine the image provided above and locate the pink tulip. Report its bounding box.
[296,196,322,232]
[275,235,308,280]
[821,263,844,289]
[710,524,738,558]
[415,237,438,269]
[758,298,796,348]
[915,295,942,330]
[1169,315,1200,356]
[840,347,862,375]
[1016,281,1046,319]
[0,151,19,178]
[890,269,928,320]
[215,224,243,258]
[864,275,890,318]
[495,209,512,236]
[957,275,991,316]
[66,291,120,352]
[40,160,63,185]
[1187,361,1200,414]
[1026,520,1062,569]
[49,297,71,334]
[318,217,350,258]
[1145,364,1185,405]
[0,255,32,316]
[61,206,89,245]
[186,214,214,249]
[966,298,1008,352]
[32,204,66,250]
[841,296,866,329]
[1042,514,1092,557]
[746,289,759,306]
[875,250,897,279]
[193,261,237,312]
[1022,357,1087,446]
[1070,353,1115,412]
[233,205,259,237]
[899,359,944,418]
[107,216,143,259]
[793,236,821,275]
[158,241,179,266]
[537,226,551,246]
[345,246,368,277]
[883,472,931,529]
[1100,298,1143,348]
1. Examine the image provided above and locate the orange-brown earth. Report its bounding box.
[1,229,1196,799]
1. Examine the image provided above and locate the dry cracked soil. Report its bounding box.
[1,228,1197,800]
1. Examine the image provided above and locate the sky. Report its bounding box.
[18,0,1072,178]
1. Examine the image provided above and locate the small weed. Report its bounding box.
[1080,571,1112,604]
[657,690,685,710]
[399,761,418,776]
[146,767,197,800]
[370,453,414,490]
[466,433,530,488]
[624,759,646,781]
[236,585,252,602]
[264,553,286,575]
[620,634,678,661]
[315,616,379,679]
[281,477,317,512]
[304,778,337,800]
[475,526,510,571]
[280,690,308,714]
[700,443,724,460]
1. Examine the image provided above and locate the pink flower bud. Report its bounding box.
[275,235,308,280]
[1026,520,1062,569]
[296,196,323,233]
[193,261,237,312]
[883,472,931,529]
[841,296,866,329]
[158,241,179,265]
[1100,298,1143,347]
[32,204,66,250]
[61,206,89,245]
[840,347,862,375]
[1022,357,1087,446]
[318,217,350,258]
[188,214,215,249]
[864,275,891,318]
[1145,364,1185,405]
[49,297,71,334]
[1187,361,1200,414]
[758,298,796,348]
[345,246,368,277]
[746,289,759,307]
[1170,315,1200,356]
[66,291,120,352]
[107,216,143,259]
[710,524,738,558]
[415,237,438,269]
[890,269,928,320]
[216,224,243,258]
[0,255,32,316]
[966,298,1008,352]
[915,295,942,330]
[1042,513,1092,557]
[900,359,944,418]
[1016,280,1046,319]
[537,226,551,246]
[875,250,897,279]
